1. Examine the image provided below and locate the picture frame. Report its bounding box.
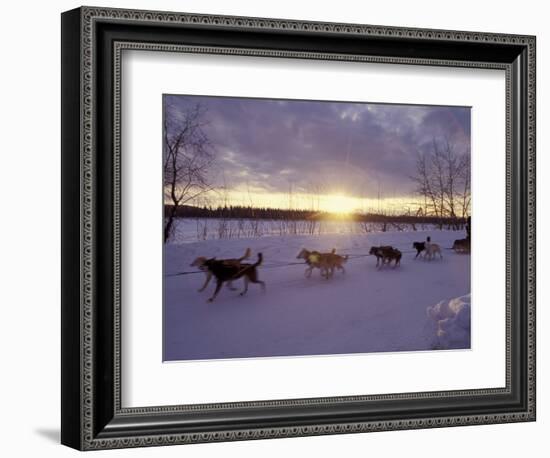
[61,5,536,450]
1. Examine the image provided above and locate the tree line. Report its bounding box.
[166,204,468,226]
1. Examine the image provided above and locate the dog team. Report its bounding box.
[190,234,469,302]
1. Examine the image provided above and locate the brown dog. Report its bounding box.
[190,248,251,292]
[452,238,470,253]
[297,248,348,279]
[202,253,265,302]
[326,249,349,276]
[297,248,332,279]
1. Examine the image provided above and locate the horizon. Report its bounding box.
[166,202,471,222]
[166,200,424,214]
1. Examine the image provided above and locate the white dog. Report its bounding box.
[424,241,443,260]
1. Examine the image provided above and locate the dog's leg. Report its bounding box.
[240,277,249,296]
[207,280,223,302]
[305,266,312,278]
[258,280,266,292]
[249,274,266,293]
[198,272,211,292]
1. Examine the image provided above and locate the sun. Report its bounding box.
[322,194,358,215]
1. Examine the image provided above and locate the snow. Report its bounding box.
[426,294,471,350]
[169,217,443,244]
[163,222,471,361]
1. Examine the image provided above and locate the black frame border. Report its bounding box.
[61,6,536,450]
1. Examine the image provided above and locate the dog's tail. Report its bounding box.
[239,247,252,261]
[253,253,263,267]
[230,253,264,280]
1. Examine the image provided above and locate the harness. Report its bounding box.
[307,253,321,264]
[228,264,254,280]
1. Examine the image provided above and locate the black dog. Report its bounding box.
[369,246,400,267]
[202,253,265,302]
[412,241,426,258]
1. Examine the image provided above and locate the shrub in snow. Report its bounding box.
[427,294,471,350]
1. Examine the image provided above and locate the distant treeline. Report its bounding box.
[165,204,468,226]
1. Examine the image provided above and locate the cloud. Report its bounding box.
[165,95,470,199]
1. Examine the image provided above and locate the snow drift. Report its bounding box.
[426,294,471,350]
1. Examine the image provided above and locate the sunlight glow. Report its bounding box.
[321,194,358,215]
[180,187,427,217]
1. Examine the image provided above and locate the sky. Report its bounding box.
[164,94,470,214]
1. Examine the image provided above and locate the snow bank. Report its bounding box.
[426,294,471,350]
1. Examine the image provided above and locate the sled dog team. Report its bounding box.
[190,235,467,302]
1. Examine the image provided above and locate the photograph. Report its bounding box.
[162,94,472,361]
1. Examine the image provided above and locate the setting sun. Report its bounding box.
[321,194,359,215]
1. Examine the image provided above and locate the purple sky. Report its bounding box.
[164,94,470,205]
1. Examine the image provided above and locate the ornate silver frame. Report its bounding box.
[61,6,536,450]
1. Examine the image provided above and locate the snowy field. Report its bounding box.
[164,219,471,361]
[169,217,446,243]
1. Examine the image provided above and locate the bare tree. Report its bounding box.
[411,137,471,228]
[458,153,471,219]
[163,102,215,243]
[411,148,440,222]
